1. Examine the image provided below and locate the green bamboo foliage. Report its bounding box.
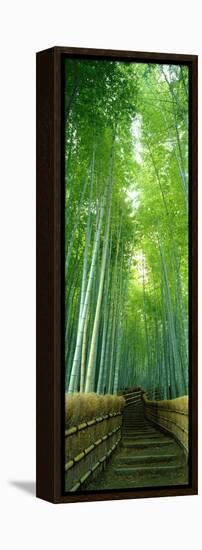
[64,59,189,400]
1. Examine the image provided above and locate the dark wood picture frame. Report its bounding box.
[36,46,198,504]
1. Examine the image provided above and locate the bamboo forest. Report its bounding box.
[64,58,189,492]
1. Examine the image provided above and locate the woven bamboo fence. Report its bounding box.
[143,393,189,454]
[65,394,125,491]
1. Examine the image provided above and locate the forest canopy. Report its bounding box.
[64,59,189,400]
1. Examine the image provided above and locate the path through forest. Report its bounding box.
[84,399,188,490]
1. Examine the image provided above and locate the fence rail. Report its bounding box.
[143,393,189,454]
[65,410,123,491]
[65,411,122,437]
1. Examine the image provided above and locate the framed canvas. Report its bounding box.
[36,46,198,504]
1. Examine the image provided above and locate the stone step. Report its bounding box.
[124,406,143,409]
[113,464,182,475]
[124,423,147,426]
[123,409,145,420]
[124,417,146,420]
[122,439,173,448]
[123,418,146,421]
[124,414,144,417]
[123,418,147,426]
[123,427,148,430]
[122,436,157,439]
[125,422,147,425]
[123,425,147,428]
[123,429,165,434]
[123,431,158,436]
[124,415,145,418]
[124,418,146,422]
[124,427,155,431]
[124,433,164,441]
[123,434,158,439]
[125,416,145,419]
[124,425,149,429]
[123,411,146,420]
[115,454,177,465]
[123,423,147,428]
[124,423,152,426]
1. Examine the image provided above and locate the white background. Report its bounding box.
[0,1,201,548]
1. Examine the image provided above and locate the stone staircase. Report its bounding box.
[85,397,188,490]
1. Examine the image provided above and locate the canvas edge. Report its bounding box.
[36,47,198,504]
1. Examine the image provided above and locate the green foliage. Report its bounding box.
[64,58,189,399]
